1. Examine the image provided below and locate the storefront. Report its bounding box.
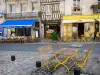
[44,20,61,38]
[62,15,100,39]
[0,19,38,38]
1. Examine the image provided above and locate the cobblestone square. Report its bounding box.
[0,51,100,75]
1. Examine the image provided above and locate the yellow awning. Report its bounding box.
[96,19,100,22]
[62,19,95,23]
[63,14,100,20]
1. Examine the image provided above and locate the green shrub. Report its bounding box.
[51,31,58,40]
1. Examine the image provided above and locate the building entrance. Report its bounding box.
[78,23,84,38]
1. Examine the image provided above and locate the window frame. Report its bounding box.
[73,0,81,12]
[9,4,15,13]
[98,0,100,4]
[31,2,34,12]
[20,3,27,13]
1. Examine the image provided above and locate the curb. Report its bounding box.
[23,42,100,44]
[0,42,100,44]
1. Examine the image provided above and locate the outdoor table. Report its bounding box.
[54,48,79,72]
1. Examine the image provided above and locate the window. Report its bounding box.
[98,0,100,4]
[9,4,15,13]
[73,0,80,12]
[42,5,44,12]
[52,5,55,11]
[46,5,52,15]
[84,23,91,32]
[97,7,100,11]
[42,14,45,20]
[56,4,59,11]
[31,2,34,11]
[20,3,27,13]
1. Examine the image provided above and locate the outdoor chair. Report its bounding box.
[63,35,67,42]
[85,32,93,42]
[81,35,86,42]
[72,44,94,73]
[66,35,72,43]
[38,44,56,70]
[63,35,71,43]
[77,37,81,42]
[54,48,79,72]
[11,37,14,43]
[97,32,100,39]
[3,38,7,43]
[99,32,100,39]
[87,33,92,42]
[58,37,62,42]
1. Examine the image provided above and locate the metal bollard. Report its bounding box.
[36,61,41,68]
[74,68,80,75]
[11,55,15,61]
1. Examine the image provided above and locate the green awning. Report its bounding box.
[46,21,61,25]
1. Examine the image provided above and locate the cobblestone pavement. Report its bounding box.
[0,51,39,75]
[0,51,100,75]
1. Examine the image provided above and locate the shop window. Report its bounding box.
[84,23,90,32]
[73,24,78,33]
[9,4,15,13]
[11,28,15,36]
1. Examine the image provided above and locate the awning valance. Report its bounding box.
[0,19,37,28]
[96,19,100,22]
[62,19,95,23]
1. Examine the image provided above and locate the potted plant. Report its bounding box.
[51,31,58,41]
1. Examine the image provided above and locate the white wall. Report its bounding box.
[6,0,40,13]
[65,0,73,16]
[0,0,5,23]
[60,0,65,15]
[82,0,96,15]
[64,0,98,16]
[0,0,5,10]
